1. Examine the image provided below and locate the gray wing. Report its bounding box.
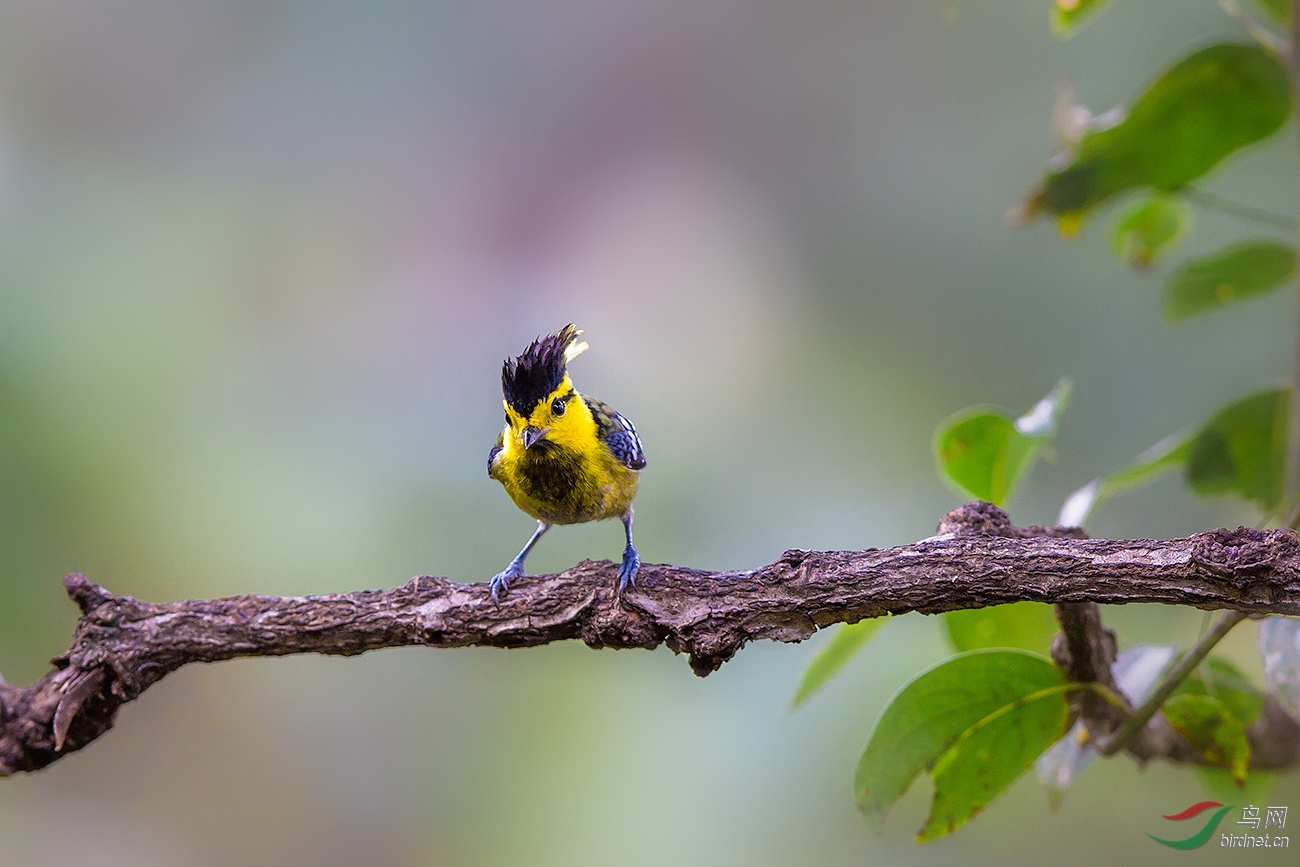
[585,397,646,470]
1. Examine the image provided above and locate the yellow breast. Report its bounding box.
[493,437,638,525]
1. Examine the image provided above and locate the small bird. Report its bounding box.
[487,324,646,600]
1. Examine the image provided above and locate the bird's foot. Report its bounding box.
[617,546,641,593]
[490,561,526,602]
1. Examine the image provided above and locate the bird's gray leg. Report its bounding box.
[490,521,550,602]
[617,508,640,592]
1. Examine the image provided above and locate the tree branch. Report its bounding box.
[3,502,1300,777]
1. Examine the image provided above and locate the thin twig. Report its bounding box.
[1096,609,1249,756]
[1182,186,1298,230]
[1218,0,1292,55]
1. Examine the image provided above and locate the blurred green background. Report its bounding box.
[1,1,1297,864]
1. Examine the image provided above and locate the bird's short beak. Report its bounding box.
[522,426,548,449]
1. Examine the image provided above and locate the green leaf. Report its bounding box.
[1186,388,1289,509]
[1196,766,1276,803]
[855,650,1070,839]
[922,682,1072,840]
[944,603,1058,654]
[1058,429,1194,525]
[934,379,1069,506]
[1050,0,1113,36]
[935,413,1035,506]
[1023,43,1290,221]
[1110,194,1191,268]
[1163,241,1295,321]
[1176,657,1267,726]
[1062,388,1289,523]
[1161,693,1252,784]
[792,618,887,708]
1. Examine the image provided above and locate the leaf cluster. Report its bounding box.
[795,2,1300,843]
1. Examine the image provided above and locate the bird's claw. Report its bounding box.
[490,561,526,602]
[617,546,641,593]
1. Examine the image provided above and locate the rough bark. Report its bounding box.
[1052,601,1124,730]
[2,502,1299,777]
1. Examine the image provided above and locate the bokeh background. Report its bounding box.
[1,1,1298,864]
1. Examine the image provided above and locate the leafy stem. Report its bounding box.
[1096,609,1249,756]
[1180,186,1297,230]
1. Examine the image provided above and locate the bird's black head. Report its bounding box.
[501,324,580,415]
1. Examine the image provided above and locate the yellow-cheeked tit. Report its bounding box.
[488,324,646,600]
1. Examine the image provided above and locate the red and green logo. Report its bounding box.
[1148,801,1235,849]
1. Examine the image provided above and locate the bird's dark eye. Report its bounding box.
[551,397,566,416]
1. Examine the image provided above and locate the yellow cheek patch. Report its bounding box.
[529,384,595,451]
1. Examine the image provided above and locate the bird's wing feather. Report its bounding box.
[585,397,646,470]
[487,430,504,478]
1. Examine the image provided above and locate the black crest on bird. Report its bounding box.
[501,324,584,415]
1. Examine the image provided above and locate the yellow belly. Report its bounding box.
[495,445,639,525]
